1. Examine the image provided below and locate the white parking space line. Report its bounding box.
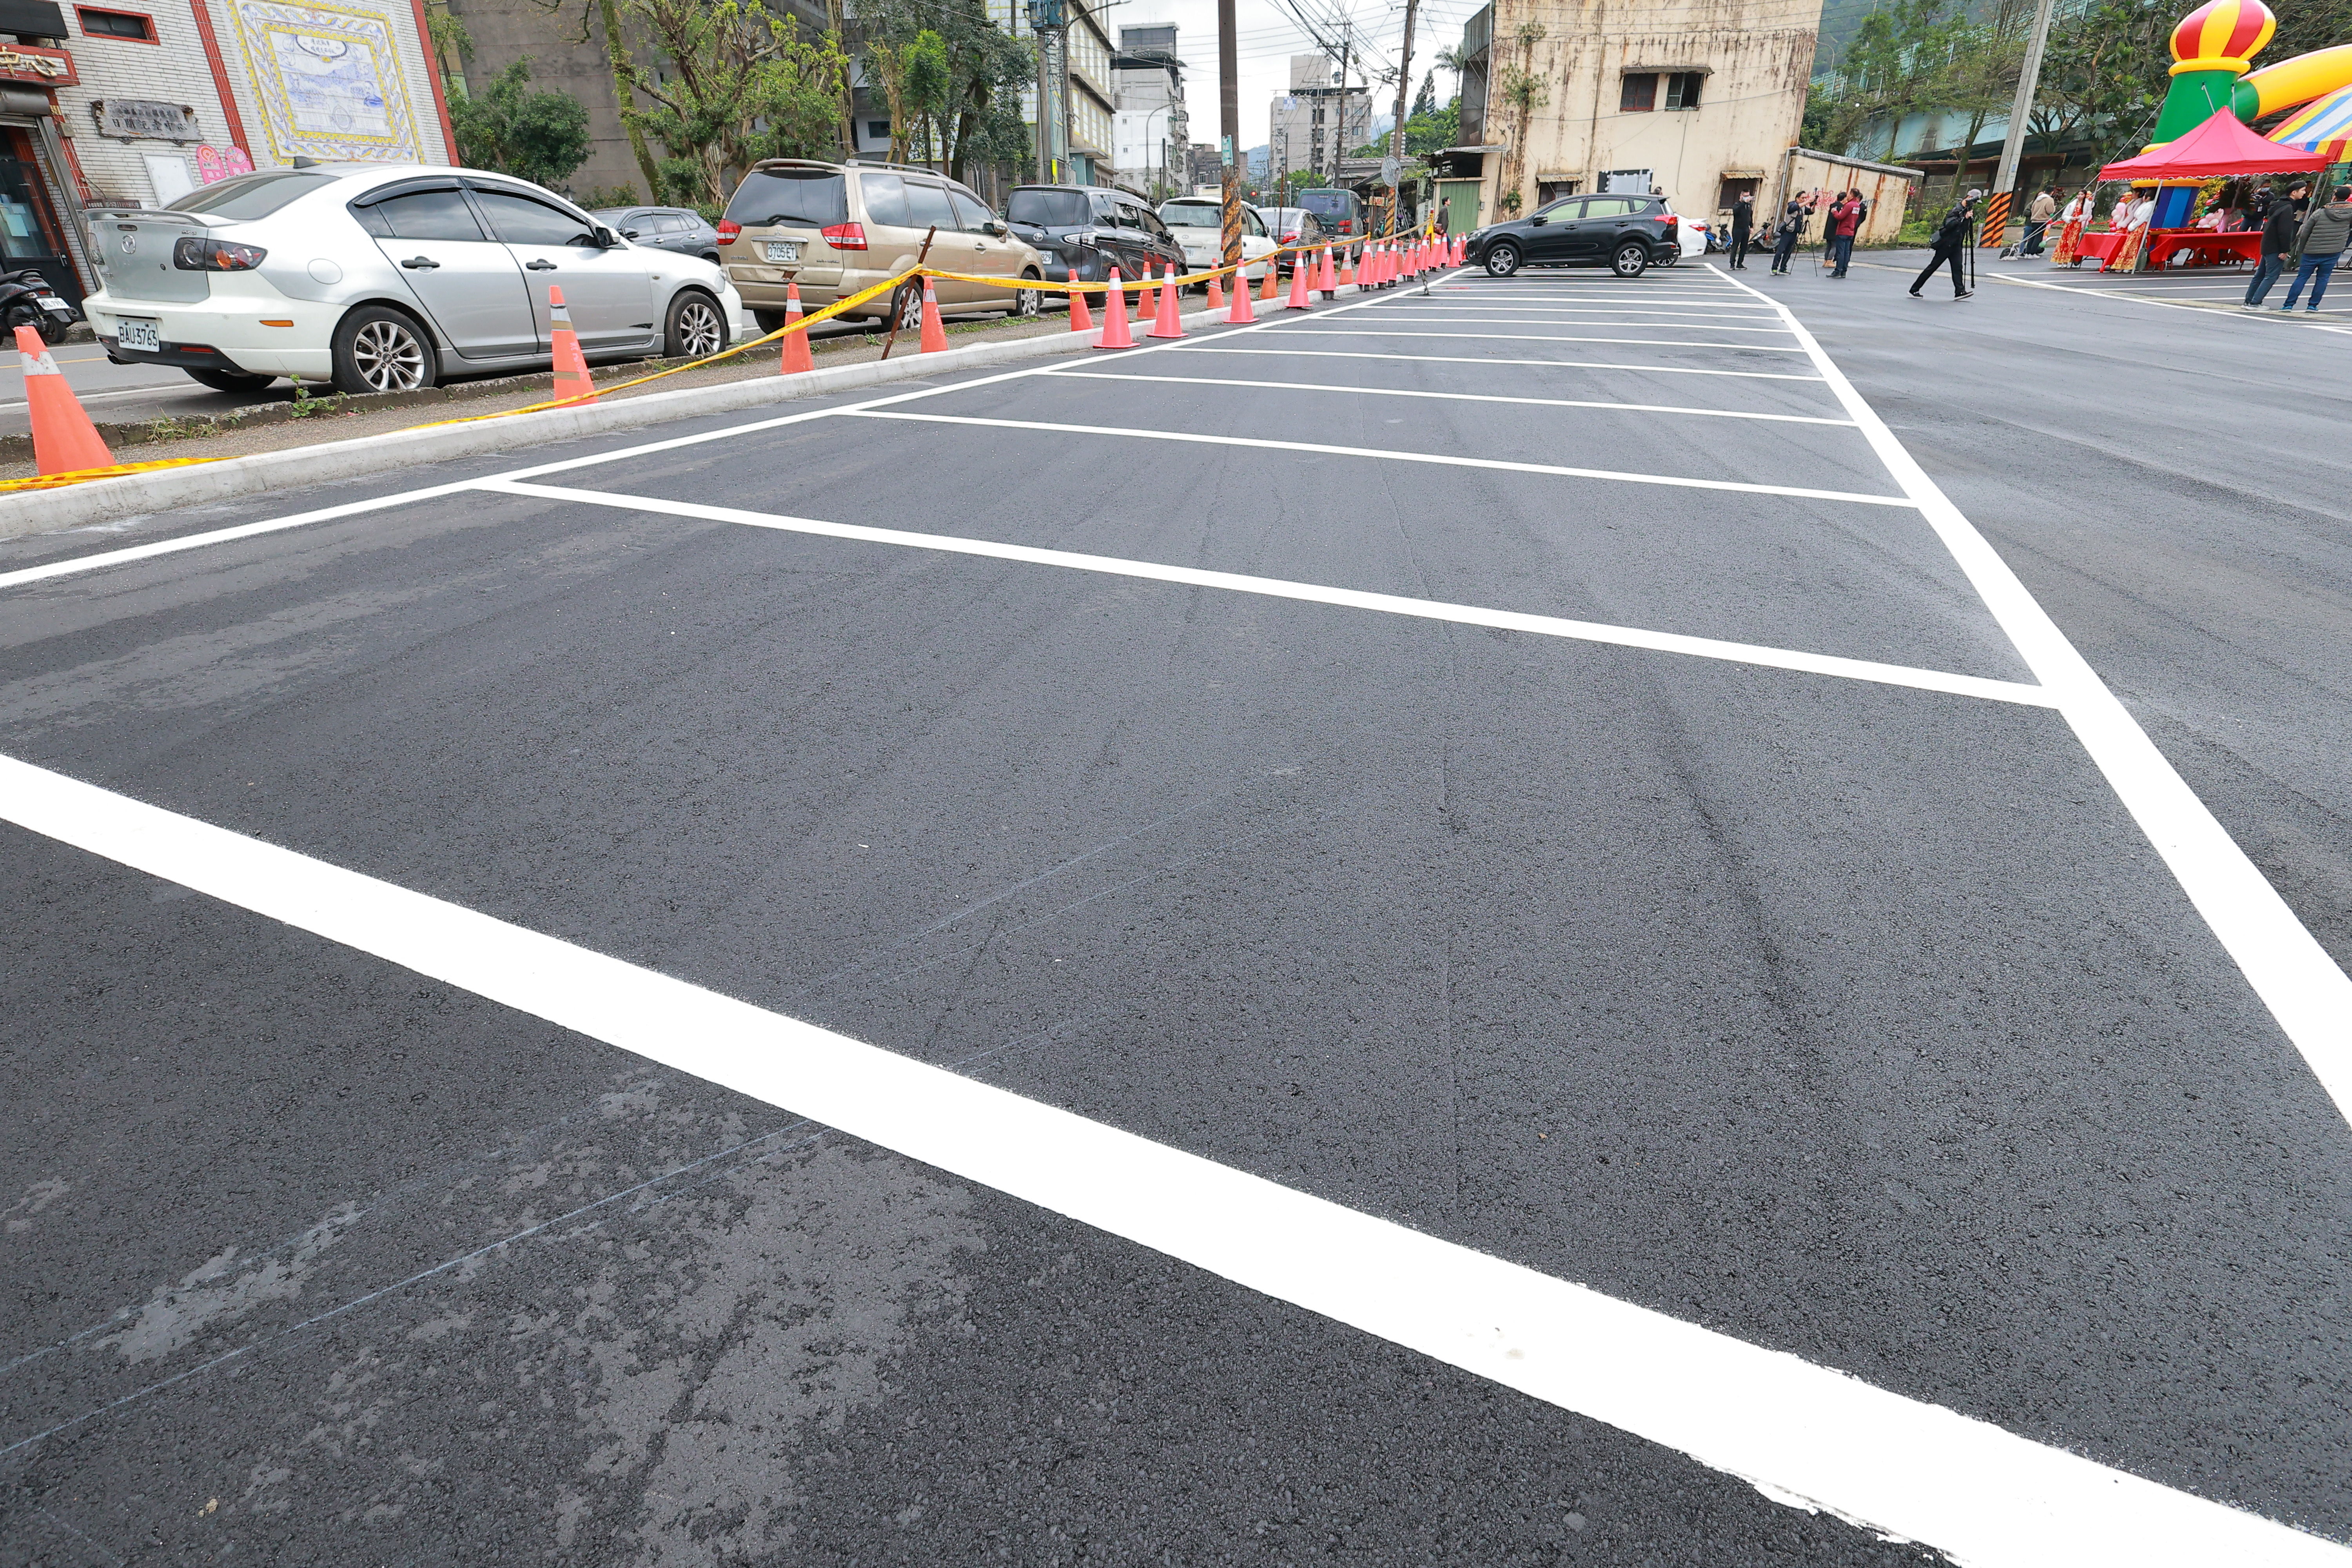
[1165,346,1831,382]
[846,410,1915,506]
[477,479,2015,702]
[1714,263,2352,1125]
[0,281,1434,594]
[1264,328,1812,353]
[2,750,2339,1568]
[1039,369,1857,426]
[1382,305,1782,317]
[1350,316,1797,334]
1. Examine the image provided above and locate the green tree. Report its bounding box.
[530,0,666,207]
[857,0,1034,185]
[448,59,593,188]
[906,27,952,163]
[620,0,851,209]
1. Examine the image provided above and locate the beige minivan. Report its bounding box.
[718,160,1047,333]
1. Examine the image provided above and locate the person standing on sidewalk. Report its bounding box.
[2246,187,2303,306]
[1910,190,1979,299]
[2024,188,2057,254]
[1826,190,1865,276]
[2281,185,2352,311]
[1728,192,1755,269]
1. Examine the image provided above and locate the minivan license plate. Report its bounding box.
[118,318,159,352]
[762,241,799,263]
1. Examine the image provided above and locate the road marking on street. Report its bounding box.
[1038,368,1857,425]
[475,479,2019,702]
[1343,315,1798,334]
[0,278,1436,593]
[1,749,2339,1568]
[1963,267,2352,334]
[845,410,1914,505]
[1165,345,1831,382]
[1721,262,2352,1123]
[1267,328,1812,353]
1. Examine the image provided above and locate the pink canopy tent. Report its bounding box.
[2096,105,2328,180]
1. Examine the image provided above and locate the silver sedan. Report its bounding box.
[81,163,742,395]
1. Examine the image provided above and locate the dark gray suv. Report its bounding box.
[1468,194,1682,278]
[592,206,722,264]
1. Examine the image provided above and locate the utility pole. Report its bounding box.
[1219,0,1240,268]
[1985,0,2060,247]
[1059,6,1075,182]
[1331,36,1351,185]
[1029,0,1058,182]
[1390,0,1419,217]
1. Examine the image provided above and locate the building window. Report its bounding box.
[867,120,891,139]
[1664,71,1703,110]
[77,6,157,39]
[1619,73,1655,113]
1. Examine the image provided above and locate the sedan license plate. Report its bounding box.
[762,241,800,263]
[117,317,159,352]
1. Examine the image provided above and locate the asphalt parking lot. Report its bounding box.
[3,258,2348,1566]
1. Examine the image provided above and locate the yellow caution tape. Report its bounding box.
[9,224,1435,492]
[0,455,218,492]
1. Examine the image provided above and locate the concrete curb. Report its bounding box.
[0,308,1225,542]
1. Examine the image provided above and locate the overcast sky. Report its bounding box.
[1103,0,1479,151]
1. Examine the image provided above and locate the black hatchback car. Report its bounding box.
[1468,194,1681,278]
[1005,185,1188,288]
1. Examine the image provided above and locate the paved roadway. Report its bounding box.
[2,256,2349,1566]
[0,309,924,438]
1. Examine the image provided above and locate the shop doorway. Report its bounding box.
[0,133,82,308]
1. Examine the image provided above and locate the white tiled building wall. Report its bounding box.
[56,0,452,209]
[51,2,243,207]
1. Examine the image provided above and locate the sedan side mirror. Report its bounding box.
[1529,214,1547,226]
[984,219,1008,236]
[621,228,640,239]
[594,225,619,247]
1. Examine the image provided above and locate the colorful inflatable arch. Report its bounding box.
[2145,0,2352,147]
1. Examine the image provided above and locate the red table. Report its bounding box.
[2071,229,2128,267]
[2143,229,2261,269]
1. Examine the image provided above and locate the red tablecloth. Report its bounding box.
[2144,229,2262,268]
[2072,229,2127,266]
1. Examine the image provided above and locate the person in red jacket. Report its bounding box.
[1825,190,1866,278]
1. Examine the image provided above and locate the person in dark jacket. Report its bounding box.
[1728,192,1755,269]
[2246,189,2304,306]
[1769,194,1815,273]
[1909,190,1979,298]
[2281,184,2352,311]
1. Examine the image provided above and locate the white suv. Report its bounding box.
[82,163,742,394]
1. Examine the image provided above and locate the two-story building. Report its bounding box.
[1444,0,1818,235]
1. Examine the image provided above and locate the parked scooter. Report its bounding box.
[0,267,80,335]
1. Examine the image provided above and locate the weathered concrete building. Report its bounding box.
[1446,0,1820,234]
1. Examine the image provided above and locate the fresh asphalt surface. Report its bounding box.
[0,310,923,436]
[2,256,2349,1564]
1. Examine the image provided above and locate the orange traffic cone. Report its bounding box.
[1227,264,1257,323]
[1147,265,1185,338]
[777,282,815,375]
[1285,255,1311,310]
[548,286,596,403]
[918,277,949,353]
[1096,269,1135,348]
[1340,248,1359,290]
[1207,269,1225,310]
[1068,283,1093,333]
[1260,261,1280,302]
[15,325,111,474]
[1312,246,1332,296]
